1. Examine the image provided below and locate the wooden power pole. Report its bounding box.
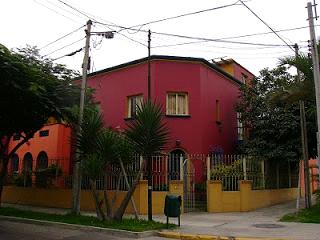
[147,29,153,221]
[72,19,92,214]
[307,1,320,208]
[294,43,311,209]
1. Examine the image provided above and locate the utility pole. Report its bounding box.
[294,44,311,209]
[308,1,320,207]
[148,30,151,100]
[147,29,152,221]
[72,19,92,214]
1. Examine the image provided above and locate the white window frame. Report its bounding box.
[166,92,189,116]
[127,95,143,118]
[237,112,244,141]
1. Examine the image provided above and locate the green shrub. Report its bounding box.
[13,172,32,187]
[35,164,62,188]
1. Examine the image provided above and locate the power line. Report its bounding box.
[44,0,87,21]
[51,47,83,61]
[54,0,147,48]
[43,37,85,57]
[56,0,92,20]
[239,0,295,52]
[120,0,242,33]
[150,30,290,47]
[95,21,292,48]
[117,32,148,47]
[218,25,317,41]
[40,25,85,50]
[33,0,81,24]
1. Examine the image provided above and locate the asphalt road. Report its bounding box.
[0,220,166,240]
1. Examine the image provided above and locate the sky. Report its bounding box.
[1,0,319,75]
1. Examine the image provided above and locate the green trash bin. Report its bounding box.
[164,194,181,227]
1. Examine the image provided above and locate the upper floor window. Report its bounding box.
[237,112,244,140]
[127,95,143,118]
[13,133,20,141]
[241,73,248,85]
[166,92,188,116]
[39,130,49,137]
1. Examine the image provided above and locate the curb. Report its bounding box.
[0,215,155,239]
[158,231,288,240]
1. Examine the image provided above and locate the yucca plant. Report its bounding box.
[115,100,169,221]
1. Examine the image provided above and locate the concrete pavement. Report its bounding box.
[152,201,319,240]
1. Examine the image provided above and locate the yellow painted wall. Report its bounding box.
[218,63,234,76]
[2,180,172,215]
[207,180,298,213]
[3,180,151,214]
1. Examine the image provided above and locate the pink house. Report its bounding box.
[86,55,254,163]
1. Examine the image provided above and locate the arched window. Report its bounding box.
[11,154,19,173]
[36,151,48,170]
[23,153,33,172]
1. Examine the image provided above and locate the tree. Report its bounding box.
[236,66,310,161]
[74,106,137,220]
[279,50,317,157]
[0,44,79,206]
[124,100,169,221]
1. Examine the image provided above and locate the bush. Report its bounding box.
[35,164,62,188]
[315,189,320,204]
[13,172,32,187]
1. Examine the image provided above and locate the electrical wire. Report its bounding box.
[53,0,147,47]
[40,25,85,50]
[218,25,317,41]
[95,22,293,48]
[51,47,83,61]
[120,0,242,34]
[44,0,87,21]
[33,0,82,24]
[239,0,295,52]
[43,37,85,57]
[56,0,93,20]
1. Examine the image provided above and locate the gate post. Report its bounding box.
[206,155,211,181]
[179,155,184,181]
[261,160,265,189]
[243,156,247,180]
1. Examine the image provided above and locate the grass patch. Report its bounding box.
[0,207,175,232]
[280,203,320,223]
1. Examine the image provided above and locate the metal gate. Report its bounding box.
[183,155,207,212]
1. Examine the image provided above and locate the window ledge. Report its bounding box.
[165,114,191,118]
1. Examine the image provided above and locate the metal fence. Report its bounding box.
[4,154,299,193]
[209,155,265,191]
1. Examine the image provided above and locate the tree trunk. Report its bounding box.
[89,179,105,221]
[0,157,9,208]
[0,175,4,208]
[113,160,145,220]
[103,173,112,219]
[119,158,139,219]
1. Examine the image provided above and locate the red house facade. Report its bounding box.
[7,55,254,184]
[87,55,254,156]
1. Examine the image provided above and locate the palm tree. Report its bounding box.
[115,100,169,221]
[74,107,109,220]
[279,51,314,104]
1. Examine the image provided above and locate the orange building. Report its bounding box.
[8,123,72,176]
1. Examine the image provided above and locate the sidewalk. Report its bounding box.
[153,201,319,240]
[3,200,319,240]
